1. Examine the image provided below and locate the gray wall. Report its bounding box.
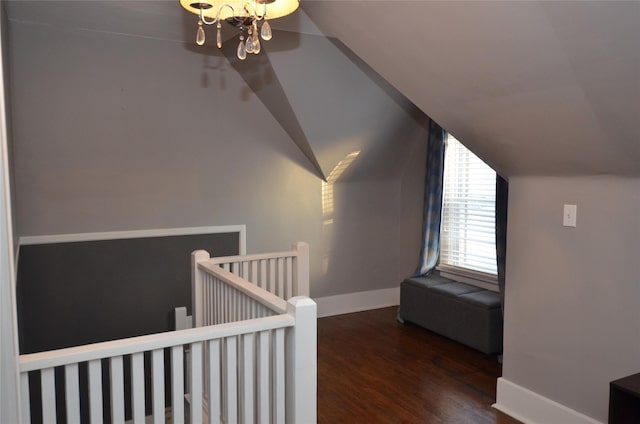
[8,18,427,299]
[503,175,640,422]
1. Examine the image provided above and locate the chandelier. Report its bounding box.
[179,0,299,60]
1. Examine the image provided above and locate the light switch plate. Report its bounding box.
[563,204,577,227]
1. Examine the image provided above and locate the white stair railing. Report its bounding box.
[197,242,310,299]
[19,264,316,424]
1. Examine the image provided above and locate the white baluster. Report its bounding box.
[109,357,125,424]
[236,289,241,321]
[257,331,270,424]
[260,260,267,291]
[292,258,298,298]
[225,337,238,424]
[40,368,56,424]
[242,261,249,280]
[277,257,284,298]
[190,342,203,424]
[228,284,233,322]
[273,328,285,424]
[204,276,210,326]
[241,333,254,423]
[65,364,81,423]
[20,372,31,424]
[251,261,258,287]
[220,282,225,324]
[269,258,276,294]
[88,359,103,424]
[131,352,145,424]
[221,340,227,422]
[216,278,221,325]
[207,340,221,424]
[286,257,293,299]
[171,346,185,424]
[209,275,214,325]
[219,282,225,324]
[151,349,165,424]
[227,285,232,323]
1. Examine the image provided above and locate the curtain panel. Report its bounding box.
[414,120,446,277]
[496,175,509,314]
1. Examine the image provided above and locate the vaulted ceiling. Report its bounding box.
[5,1,640,178]
[302,1,640,177]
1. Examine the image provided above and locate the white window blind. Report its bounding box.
[440,135,497,276]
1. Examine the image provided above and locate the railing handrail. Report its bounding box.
[198,262,288,313]
[19,313,294,373]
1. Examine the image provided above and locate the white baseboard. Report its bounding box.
[493,378,603,424]
[314,287,399,318]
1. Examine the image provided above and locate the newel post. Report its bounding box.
[191,250,210,328]
[285,296,317,424]
[293,242,310,297]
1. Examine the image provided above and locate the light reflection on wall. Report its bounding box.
[321,151,360,274]
[322,151,360,216]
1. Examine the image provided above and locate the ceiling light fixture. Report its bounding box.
[179,0,299,60]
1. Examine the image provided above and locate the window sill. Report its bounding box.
[436,265,499,292]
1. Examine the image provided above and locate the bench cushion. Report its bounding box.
[429,281,483,297]
[403,275,454,288]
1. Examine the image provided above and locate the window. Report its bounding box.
[439,135,497,281]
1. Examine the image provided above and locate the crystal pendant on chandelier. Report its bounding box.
[216,23,222,49]
[237,35,247,60]
[251,22,260,54]
[196,20,205,46]
[260,20,272,41]
[246,29,255,54]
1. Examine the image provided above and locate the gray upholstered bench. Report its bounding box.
[399,274,503,354]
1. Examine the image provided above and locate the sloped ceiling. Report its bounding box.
[6,1,640,177]
[302,1,640,177]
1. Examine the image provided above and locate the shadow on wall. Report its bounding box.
[179,31,322,180]
[180,18,432,185]
[183,29,324,180]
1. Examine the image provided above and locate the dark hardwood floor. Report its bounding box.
[317,307,520,424]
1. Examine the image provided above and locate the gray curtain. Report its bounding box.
[496,175,509,314]
[414,120,446,277]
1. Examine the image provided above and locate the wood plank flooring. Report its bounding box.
[317,307,520,424]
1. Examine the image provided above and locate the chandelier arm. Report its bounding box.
[200,3,238,25]
[199,8,218,25]
[242,1,267,20]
